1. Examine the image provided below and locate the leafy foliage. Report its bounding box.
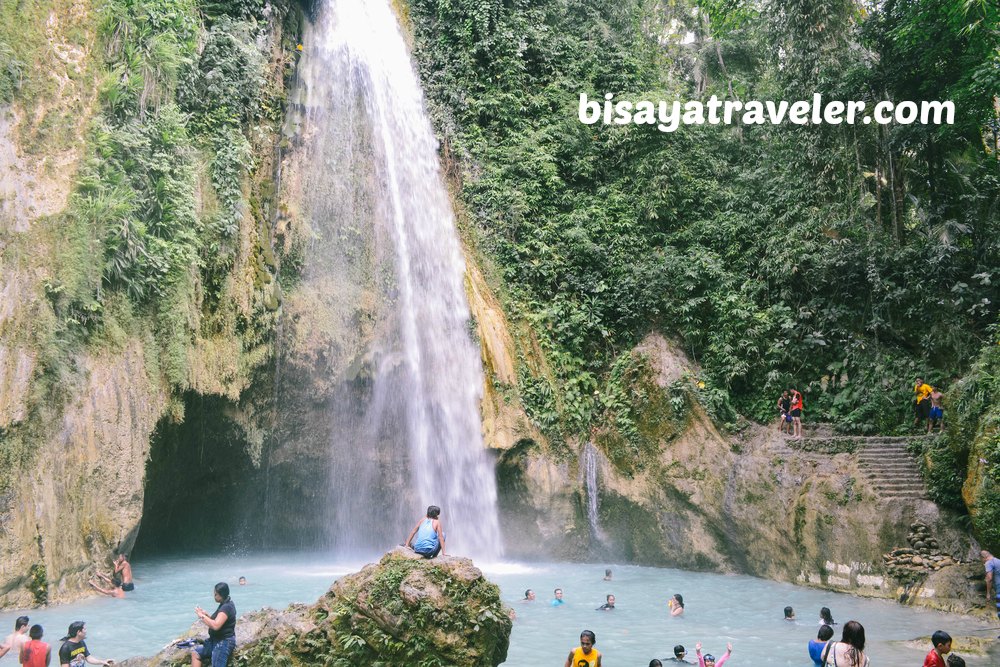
[407,0,1000,446]
[0,41,23,102]
[940,323,1000,548]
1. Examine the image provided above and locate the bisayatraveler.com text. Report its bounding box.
[579,93,955,132]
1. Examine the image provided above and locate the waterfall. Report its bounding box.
[294,0,502,558]
[583,442,606,545]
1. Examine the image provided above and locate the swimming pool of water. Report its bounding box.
[0,553,993,665]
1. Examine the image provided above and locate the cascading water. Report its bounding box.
[295,0,502,557]
[582,442,606,545]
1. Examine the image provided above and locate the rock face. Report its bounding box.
[118,549,511,667]
[490,332,981,611]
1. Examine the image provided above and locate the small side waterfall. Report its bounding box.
[583,442,606,544]
[294,0,502,557]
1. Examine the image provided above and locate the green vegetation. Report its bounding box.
[0,0,300,498]
[937,328,1000,549]
[27,564,48,606]
[407,0,999,440]
[594,352,692,475]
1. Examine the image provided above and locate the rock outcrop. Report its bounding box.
[493,332,983,612]
[118,549,511,667]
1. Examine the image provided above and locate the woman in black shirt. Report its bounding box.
[192,582,236,667]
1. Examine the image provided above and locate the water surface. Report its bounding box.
[0,554,992,665]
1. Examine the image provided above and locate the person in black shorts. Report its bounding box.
[113,554,134,592]
[192,582,237,667]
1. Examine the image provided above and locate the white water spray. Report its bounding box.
[298,0,502,557]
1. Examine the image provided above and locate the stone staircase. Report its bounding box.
[855,437,930,501]
[790,426,934,501]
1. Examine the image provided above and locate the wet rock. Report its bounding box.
[118,549,511,667]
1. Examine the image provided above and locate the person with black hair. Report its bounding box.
[668,593,684,616]
[19,625,49,667]
[112,554,133,592]
[57,622,112,667]
[923,631,952,667]
[784,605,796,621]
[596,594,615,611]
[404,505,446,558]
[521,589,535,602]
[818,607,836,626]
[820,620,868,667]
[191,582,237,667]
[809,625,834,666]
[564,630,601,667]
[946,654,966,667]
[0,617,30,660]
[666,645,692,663]
[695,642,732,667]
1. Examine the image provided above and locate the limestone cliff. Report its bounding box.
[481,330,984,612]
[0,0,301,605]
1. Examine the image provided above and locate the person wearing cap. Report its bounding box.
[0,616,30,660]
[695,642,732,667]
[58,622,112,667]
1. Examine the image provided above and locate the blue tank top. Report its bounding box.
[413,519,439,552]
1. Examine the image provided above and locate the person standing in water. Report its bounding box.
[923,630,952,667]
[0,616,30,660]
[564,630,601,667]
[19,625,49,667]
[695,642,732,667]
[57,621,113,667]
[668,593,684,616]
[112,555,133,592]
[404,505,446,559]
[820,620,869,667]
[809,625,834,666]
[191,583,237,667]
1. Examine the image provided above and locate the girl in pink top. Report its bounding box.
[696,642,733,667]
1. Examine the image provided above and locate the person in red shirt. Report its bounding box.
[923,630,952,667]
[19,624,50,667]
[789,388,804,439]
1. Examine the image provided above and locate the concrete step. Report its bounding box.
[870,473,924,481]
[861,467,924,477]
[874,481,926,489]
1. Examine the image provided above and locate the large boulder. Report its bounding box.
[119,548,511,667]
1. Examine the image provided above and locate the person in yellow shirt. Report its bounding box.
[564,630,602,667]
[914,377,933,429]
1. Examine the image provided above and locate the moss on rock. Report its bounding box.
[234,550,508,667]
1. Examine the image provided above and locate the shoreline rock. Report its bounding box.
[118,548,511,667]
